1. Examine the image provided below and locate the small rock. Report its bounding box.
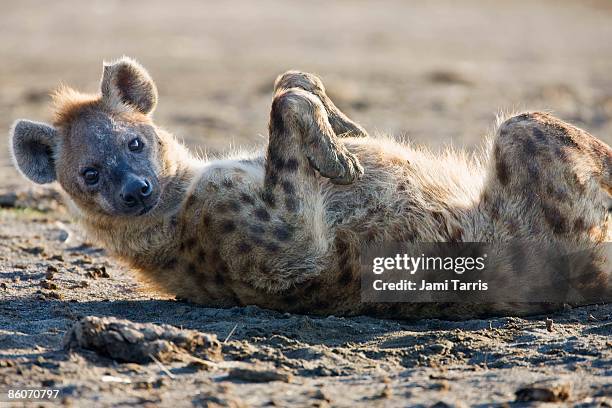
[0,192,18,207]
[48,254,64,262]
[226,368,293,383]
[0,283,6,290]
[310,389,330,402]
[0,360,15,367]
[545,318,554,332]
[45,291,63,300]
[515,381,571,402]
[85,266,110,279]
[41,280,58,290]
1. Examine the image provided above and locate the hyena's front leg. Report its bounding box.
[274,71,369,138]
[242,87,363,293]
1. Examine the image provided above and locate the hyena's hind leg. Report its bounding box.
[274,71,369,138]
[243,88,364,292]
[475,112,612,310]
[482,111,611,243]
[267,88,364,186]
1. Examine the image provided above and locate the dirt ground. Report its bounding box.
[1,1,611,406]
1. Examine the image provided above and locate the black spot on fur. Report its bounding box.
[240,193,256,205]
[274,158,287,172]
[228,200,241,212]
[532,127,547,143]
[546,185,568,201]
[273,224,293,241]
[258,262,271,275]
[285,158,299,172]
[281,180,295,195]
[220,220,236,233]
[267,170,279,186]
[254,207,271,222]
[222,179,234,188]
[495,149,510,186]
[270,98,287,134]
[251,235,265,247]
[248,224,266,235]
[285,197,299,213]
[181,237,196,251]
[260,190,276,208]
[197,249,207,262]
[237,241,252,254]
[265,242,280,253]
[542,203,568,234]
[523,137,538,156]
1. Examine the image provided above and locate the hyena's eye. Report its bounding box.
[128,138,144,152]
[83,168,99,185]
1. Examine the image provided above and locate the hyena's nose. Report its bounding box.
[121,177,152,207]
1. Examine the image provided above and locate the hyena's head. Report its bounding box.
[10,57,182,218]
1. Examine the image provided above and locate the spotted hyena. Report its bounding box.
[9,57,612,318]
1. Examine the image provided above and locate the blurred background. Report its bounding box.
[2,0,612,188]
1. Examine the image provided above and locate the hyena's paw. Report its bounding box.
[271,88,365,185]
[275,70,369,139]
[308,142,364,185]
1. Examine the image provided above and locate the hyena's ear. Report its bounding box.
[100,56,158,115]
[10,120,57,184]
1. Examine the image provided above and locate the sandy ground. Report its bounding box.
[1,1,611,406]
